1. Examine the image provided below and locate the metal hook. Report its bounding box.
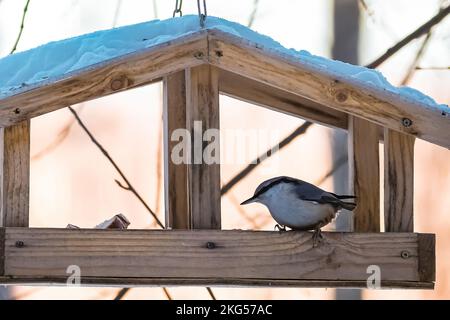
[197,0,207,27]
[173,0,183,17]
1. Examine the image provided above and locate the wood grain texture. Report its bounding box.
[163,71,190,229]
[186,65,221,229]
[1,228,434,288]
[0,32,208,127]
[0,120,30,227]
[0,228,4,276]
[418,233,435,283]
[384,129,415,232]
[208,30,450,149]
[219,69,348,130]
[348,116,380,232]
[0,277,434,289]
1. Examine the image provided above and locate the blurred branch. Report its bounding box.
[206,287,216,300]
[314,154,348,186]
[68,106,164,228]
[112,0,123,27]
[113,288,129,300]
[247,0,260,28]
[31,104,85,161]
[400,32,433,86]
[415,66,449,70]
[365,5,450,69]
[10,0,31,54]
[221,121,312,196]
[153,0,158,19]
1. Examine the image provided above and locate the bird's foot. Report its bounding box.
[312,228,324,247]
[274,224,287,232]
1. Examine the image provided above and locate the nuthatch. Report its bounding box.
[241,176,356,245]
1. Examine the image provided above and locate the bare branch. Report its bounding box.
[221,121,312,196]
[366,5,450,69]
[10,0,31,54]
[314,154,348,186]
[31,105,85,161]
[112,0,123,27]
[206,287,216,300]
[68,106,164,229]
[401,32,433,86]
[415,66,449,70]
[113,288,129,300]
[247,0,260,28]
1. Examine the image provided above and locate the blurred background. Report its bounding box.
[0,0,449,300]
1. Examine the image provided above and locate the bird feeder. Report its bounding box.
[0,16,445,289]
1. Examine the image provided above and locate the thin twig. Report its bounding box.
[10,0,31,54]
[112,0,123,27]
[31,104,85,161]
[247,0,260,28]
[206,287,216,300]
[314,154,348,186]
[152,0,158,19]
[68,106,164,229]
[113,288,129,300]
[415,66,449,70]
[401,32,433,86]
[365,5,450,69]
[221,121,312,196]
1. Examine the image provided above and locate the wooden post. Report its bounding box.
[163,71,190,229]
[384,129,415,232]
[348,116,380,232]
[0,120,30,227]
[185,65,221,229]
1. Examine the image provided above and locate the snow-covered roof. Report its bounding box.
[0,15,447,112]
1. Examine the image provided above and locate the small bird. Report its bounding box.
[240,176,356,245]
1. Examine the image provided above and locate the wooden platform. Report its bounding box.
[0,228,435,288]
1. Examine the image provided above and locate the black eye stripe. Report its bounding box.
[254,177,298,198]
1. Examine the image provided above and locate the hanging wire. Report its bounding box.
[197,0,207,27]
[173,0,182,17]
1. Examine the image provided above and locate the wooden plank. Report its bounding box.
[208,30,450,149]
[219,69,348,130]
[0,31,208,127]
[1,228,434,288]
[163,71,190,229]
[0,276,434,289]
[185,65,221,229]
[0,120,30,228]
[0,228,4,276]
[418,233,435,283]
[348,116,380,232]
[384,129,415,232]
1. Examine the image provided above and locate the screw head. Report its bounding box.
[15,240,24,248]
[206,241,216,249]
[194,51,204,59]
[402,118,413,127]
[14,108,20,114]
[401,250,410,259]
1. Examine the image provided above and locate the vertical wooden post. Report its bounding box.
[163,71,190,229]
[384,129,414,232]
[348,116,380,232]
[0,120,30,227]
[186,65,221,229]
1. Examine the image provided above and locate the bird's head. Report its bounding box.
[240,176,294,205]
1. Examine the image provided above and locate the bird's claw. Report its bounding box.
[312,228,323,247]
[274,224,287,232]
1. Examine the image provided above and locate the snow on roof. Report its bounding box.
[0,15,448,112]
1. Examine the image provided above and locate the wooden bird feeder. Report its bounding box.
[0,25,446,289]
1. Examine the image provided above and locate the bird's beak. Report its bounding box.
[240,195,258,205]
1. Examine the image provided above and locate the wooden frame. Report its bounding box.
[0,28,443,288]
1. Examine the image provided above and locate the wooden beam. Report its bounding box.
[163,71,190,229]
[0,31,208,127]
[0,121,30,228]
[0,228,435,288]
[208,30,450,149]
[384,129,415,232]
[219,69,348,130]
[348,116,380,232]
[185,65,221,229]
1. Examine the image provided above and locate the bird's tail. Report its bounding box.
[340,201,357,211]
